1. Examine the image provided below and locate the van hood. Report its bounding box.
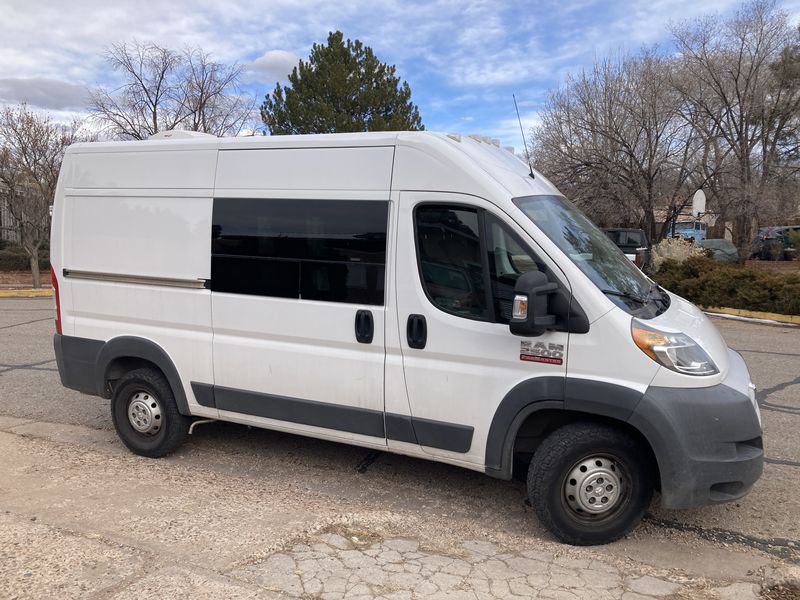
[648,291,731,379]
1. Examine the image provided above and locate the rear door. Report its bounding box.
[207,146,392,446]
[393,192,570,466]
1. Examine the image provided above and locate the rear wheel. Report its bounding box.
[111,367,190,458]
[527,422,654,545]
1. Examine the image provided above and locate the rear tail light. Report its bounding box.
[634,253,643,267]
[51,269,62,334]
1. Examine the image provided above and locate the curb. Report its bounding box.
[703,306,800,326]
[0,289,53,298]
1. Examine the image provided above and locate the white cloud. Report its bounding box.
[481,110,543,155]
[0,0,772,137]
[247,50,300,83]
[0,78,88,110]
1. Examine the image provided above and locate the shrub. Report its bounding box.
[654,256,800,315]
[786,230,800,251]
[0,244,50,271]
[650,238,707,273]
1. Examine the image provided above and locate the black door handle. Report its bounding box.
[406,314,427,349]
[355,310,374,344]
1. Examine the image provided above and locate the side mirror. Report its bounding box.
[509,271,558,337]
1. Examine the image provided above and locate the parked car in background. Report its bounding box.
[602,228,650,270]
[696,239,738,263]
[750,226,800,261]
[672,221,707,241]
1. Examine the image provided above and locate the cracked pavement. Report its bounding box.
[235,533,706,599]
[1,298,799,599]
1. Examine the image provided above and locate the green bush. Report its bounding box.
[787,229,800,250]
[0,244,50,271]
[654,256,800,315]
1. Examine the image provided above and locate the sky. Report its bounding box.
[1,0,800,151]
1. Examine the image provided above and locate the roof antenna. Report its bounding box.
[513,93,535,179]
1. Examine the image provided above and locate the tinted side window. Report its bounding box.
[486,215,544,324]
[618,231,645,247]
[415,206,489,320]
[212,199,388,305]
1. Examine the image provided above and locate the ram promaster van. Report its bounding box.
[51,131,763,545]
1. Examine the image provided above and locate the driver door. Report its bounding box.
[393,192,570,467]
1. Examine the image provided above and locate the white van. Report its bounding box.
[51,131,763,545]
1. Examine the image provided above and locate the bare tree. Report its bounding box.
[0,104,83,287]
[671,0,800,257]
[531,50,707,240]
[88,41,255,139]
[183,48,254,135]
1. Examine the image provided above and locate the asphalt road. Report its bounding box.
[1,296,799,599]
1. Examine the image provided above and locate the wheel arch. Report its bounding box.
[484,377,658,484]
[94,336,190,416]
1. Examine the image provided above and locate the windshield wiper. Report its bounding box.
[599,289,647,305]
[647,282,670,311]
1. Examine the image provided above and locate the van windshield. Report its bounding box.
[513,195,663,313]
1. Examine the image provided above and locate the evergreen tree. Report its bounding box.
[261,32,424,134]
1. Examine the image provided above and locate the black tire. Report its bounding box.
[527,422,654,546]
[111,367,190,458]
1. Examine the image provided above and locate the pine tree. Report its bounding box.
[261,32,424,134]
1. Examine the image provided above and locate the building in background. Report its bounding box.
[0,185,21,243]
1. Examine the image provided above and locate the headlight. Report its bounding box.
[631,319,718,376]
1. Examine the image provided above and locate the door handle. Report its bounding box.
[406,314,427,349]
[355,310,374,344]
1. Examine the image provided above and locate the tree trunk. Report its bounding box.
[645,210,657,244]
[29,253,41,289]
[732,214,751,265]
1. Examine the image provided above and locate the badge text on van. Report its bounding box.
[520,341,564,365]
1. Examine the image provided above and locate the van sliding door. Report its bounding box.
[206,194,390,445]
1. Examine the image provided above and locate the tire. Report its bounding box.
[527,422,654,546]
[111,367,190,458]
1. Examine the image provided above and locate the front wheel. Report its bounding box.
[528,423,654,545]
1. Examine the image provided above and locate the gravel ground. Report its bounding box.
[1,297,799,599]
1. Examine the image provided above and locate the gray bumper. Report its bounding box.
[54,333,104,395]
[629,351,763,509]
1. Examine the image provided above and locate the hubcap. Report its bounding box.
[127,392,162,436]
[564,456,623,516]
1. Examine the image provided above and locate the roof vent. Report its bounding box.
[149,130,217,140]
[468,135,500,147]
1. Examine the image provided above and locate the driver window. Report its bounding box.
[486,215,545,324]
[414,206,547,324]
[416,206,490,320]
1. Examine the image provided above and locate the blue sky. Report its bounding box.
[1,0,799,149]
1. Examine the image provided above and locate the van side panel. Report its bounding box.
[215,147,394,191]
[65,192,211,280]
[62,149,217,189]
[57,149,216,416]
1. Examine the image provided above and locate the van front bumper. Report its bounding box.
[629,349,763,509]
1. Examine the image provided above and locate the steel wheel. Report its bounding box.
[561,454,631,522]
[127,391,163,436]
[111,368,190,458]
[528,423,654,545]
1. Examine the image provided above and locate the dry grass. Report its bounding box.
[747,260,800,274]
[761,583,800,600]
[0,270,50,288]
